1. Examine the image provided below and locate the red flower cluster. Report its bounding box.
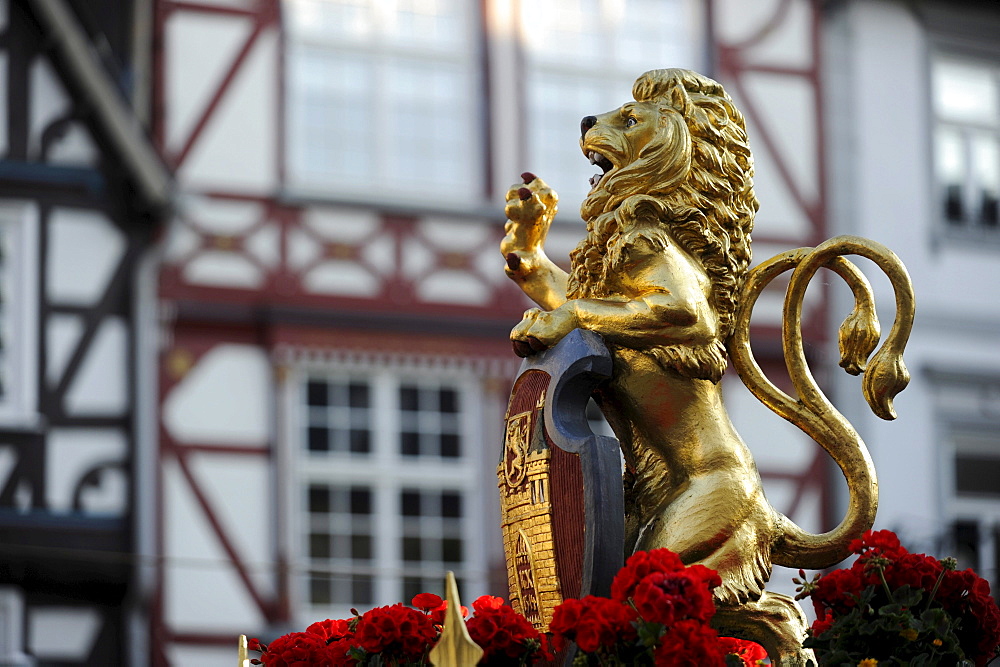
[549,548,765,666]
[352,604,437,661]
[808,529,1000,666]
[465,595,553,665]
[248,593,550,666]
[250,625,351,667]
[549,595,638,653]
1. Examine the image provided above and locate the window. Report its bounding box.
[0,202,38,426]
[932,55,1000,235]
[519,0,701,214]
[932,371,1000,591]
[284,0,480,203]
[292,365,485,619]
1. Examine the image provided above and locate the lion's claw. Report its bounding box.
[527,336,548,352]
[521,172,536,184]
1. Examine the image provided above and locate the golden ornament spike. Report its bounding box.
[428,571,484,667]
[237,634,249,667]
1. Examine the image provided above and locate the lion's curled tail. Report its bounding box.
[728,235,916,570]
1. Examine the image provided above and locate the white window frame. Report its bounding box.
[930,52,1000,239]
[283,358,489,623]
[926,3,1000,245]
[0,201,39,428]
[282,0,483,208]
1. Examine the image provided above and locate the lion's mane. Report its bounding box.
[567,69,758,382]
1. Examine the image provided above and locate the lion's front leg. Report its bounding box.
[510,305,579,358]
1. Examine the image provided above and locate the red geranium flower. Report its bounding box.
[653,619,726,666]
[428,599,468,626]
[466,603,553,665]
[305,618,352,642]
[631,569,718,625]
[849,528,905,561]
[257,631,330,667]
[611,548,686,602]
[549,595,638,654]
[717,637,768,666]
[810,566,865,616]
[810,609,835,637]
[471,595,505,614]
[411,592,443,612]
[353,603,437,661]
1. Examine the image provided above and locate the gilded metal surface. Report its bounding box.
[501,68,915,666]
[498,389,564,629]
[237,634,249,667]
[429,571,484,667]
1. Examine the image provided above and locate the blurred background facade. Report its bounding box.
[0,0,997,664]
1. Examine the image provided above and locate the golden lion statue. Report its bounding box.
[501,68,914,665]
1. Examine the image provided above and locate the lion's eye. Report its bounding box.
[626,116,638,128]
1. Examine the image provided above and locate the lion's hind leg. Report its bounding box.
[712,591,816,667]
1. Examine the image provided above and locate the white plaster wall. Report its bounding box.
[166,13,278,192]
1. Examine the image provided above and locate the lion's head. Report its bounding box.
[568,68,758,381]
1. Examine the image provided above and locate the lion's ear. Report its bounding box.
[669,85,689,115]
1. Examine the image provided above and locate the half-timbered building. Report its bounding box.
[0,0,171,663]
[9,0,996,665]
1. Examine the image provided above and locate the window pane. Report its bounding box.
[310,574,332,605]
[522,0,602,65]
[285,2,478,198]
[402,536,422,561]
[309,533,331,558]
[385,60,469,188]
[290,50,374,185]
[307,380,328,406]
[401,431,420,456]
[287,0,373,39]
[391,0,467,49]
[401,490,421,516]
[349,428,370,453]
[442,538,463,563]
[349,382,369,408]
[934,59,999,124]
[439,388,458,413]
[441,492,461,518]
[308,426,329,452]
[618,0,693,70]
[351,534,372,560]
[309,485,330,513]
[306,378,371,457]
[956,455,1000,496]
[400,386,419,411]
[935,128,966,224]
[350,487,372,515]
[440,433,460,458]
[352,575,374,604]
[972,134,1000,226]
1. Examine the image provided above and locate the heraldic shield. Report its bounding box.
[497,329,624,631]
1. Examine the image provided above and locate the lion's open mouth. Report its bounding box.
[587,151,614,189]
